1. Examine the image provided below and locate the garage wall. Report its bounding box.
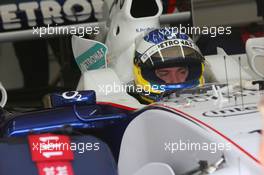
[0,43,23,89]
[0,43,60,90]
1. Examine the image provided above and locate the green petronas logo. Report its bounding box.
[76,42,108,72]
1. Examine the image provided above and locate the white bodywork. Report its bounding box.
[104,0,162,83]
[118,88,263,175]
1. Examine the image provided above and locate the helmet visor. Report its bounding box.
[139,40,204,85]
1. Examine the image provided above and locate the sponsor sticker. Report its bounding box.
[140,39,198,63]
[203,104,258,117]
[75,41,108,72]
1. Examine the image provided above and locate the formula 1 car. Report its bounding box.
[0,0,264,175]
[73,0,264,174]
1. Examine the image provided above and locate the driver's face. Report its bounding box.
[155,67,189,84]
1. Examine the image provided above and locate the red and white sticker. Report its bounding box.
[28,134,74,162]
[37,161,74,175]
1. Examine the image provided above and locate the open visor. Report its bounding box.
[138,40,204,85]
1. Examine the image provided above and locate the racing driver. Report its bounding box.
[129,28,205,103]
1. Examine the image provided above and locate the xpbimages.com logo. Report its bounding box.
[32,24,100,37]
[29,135,100,155]
[136,25,232,38]
[98,82,166,95]
[32,141,100,155]
[164,140,232,154]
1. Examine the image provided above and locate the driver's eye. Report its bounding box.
[157,71,169,77]
[178,68,188,75]
[180,70,187,74]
